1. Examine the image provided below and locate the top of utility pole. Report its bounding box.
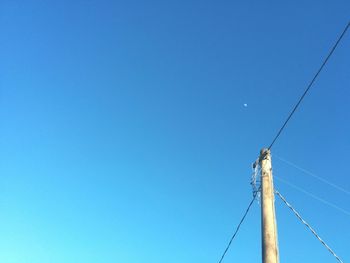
[259,148,270,162]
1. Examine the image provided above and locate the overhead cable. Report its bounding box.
[274,175,350,216]
[275,190,344,263]
[268,21,350,149]
[217,192,258,263]
[275,155,350,195]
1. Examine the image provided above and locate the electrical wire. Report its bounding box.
[217,192,258,263]
[274,175,350,216]
[275,190,344,263]
[275,155,350,195]
[268,21,350,150]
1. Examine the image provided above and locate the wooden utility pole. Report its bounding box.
[260,149,279,263]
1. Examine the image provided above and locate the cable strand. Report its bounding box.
[274,175,350,216]
[275,190,344,263]
[217,192,258,263]
[268,21,350,149]
[275,155,350,195]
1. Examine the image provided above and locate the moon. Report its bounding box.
[243,103,248,107]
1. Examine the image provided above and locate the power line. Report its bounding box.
[275,155,350,195]
[217,192,257,263]
[268,21,350,150]
[274,175,350,216]
[275,190,344,263]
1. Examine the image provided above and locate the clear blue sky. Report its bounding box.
[1,1,349,262]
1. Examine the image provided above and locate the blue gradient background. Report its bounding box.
[1,1,349,262]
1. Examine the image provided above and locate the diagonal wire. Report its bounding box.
[274,175,350,216]
[268,21,350,150]
[217,192,258,263]
[275,155,350,195]
[275,190,344,263]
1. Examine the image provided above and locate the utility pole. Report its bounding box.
[260,149,279,263]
